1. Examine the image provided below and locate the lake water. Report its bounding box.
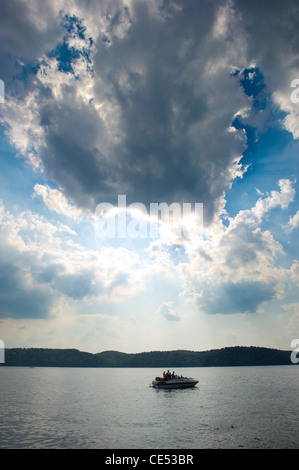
[0,365,298,449]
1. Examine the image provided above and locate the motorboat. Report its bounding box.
[151,375,198,389]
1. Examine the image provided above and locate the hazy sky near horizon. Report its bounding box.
[0,0,299,353]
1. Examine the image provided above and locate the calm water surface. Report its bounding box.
[0,366,298,449]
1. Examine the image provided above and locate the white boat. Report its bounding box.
[152,375,198,389]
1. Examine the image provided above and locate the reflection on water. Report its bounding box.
[0,365,298,448]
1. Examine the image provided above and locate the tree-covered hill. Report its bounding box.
[0,346,295,368]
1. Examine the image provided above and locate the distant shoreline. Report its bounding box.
[0,346,296,368]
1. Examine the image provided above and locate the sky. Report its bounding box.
[0,0,299,354]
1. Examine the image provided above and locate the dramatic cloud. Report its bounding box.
[2,0,299,224]
[0,0,255,223]
[1,0,299,351]
[234,0,299,138]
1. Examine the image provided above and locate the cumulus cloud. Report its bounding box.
[234,0,299,139]
[0,173,298,322]
[0,0,250,223]
[284,210,299,232]
[1,0,299,327]
[33,184,84,220]
[2,0,299,229]
[232,179,295,226]
[156,302,180,322]
[165,179,297,314]
[0,263,54,319]
[0,201,144,319]
[198,280,277,315]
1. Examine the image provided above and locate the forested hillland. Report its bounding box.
[0,346,295,368]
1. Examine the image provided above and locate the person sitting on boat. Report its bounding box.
[171,371,175,378]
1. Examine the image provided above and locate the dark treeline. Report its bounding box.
[0,346,295,368]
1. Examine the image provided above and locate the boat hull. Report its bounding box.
[152,378,198,389]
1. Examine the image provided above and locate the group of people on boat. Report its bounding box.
[163,370,176,381]
[161,370,188,381]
